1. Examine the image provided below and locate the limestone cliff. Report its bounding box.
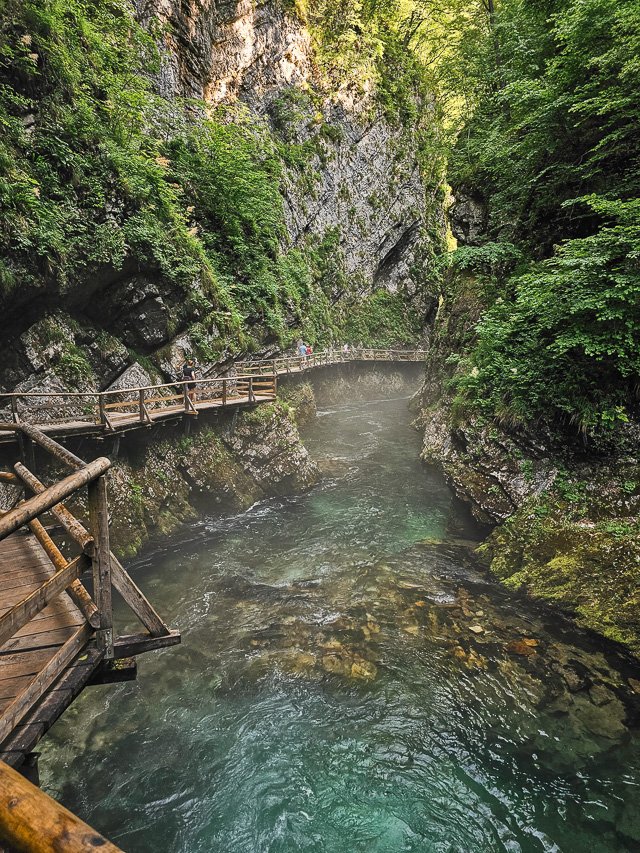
[1,0,442,405]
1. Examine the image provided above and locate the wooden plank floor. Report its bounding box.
[105,391,275,427]
[0,533,90,744]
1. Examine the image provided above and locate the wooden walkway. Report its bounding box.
[0,425,180,850]
[0,532,96,765]
[0,348,425,443]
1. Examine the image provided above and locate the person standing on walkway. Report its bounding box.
[183,359,197,409]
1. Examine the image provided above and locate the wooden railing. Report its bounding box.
[0,423,178,745]
[0,348,424,430]
[0,760,123,852]
[99,374,276,430]
[233,347,427,376]
[0,374,277,430]
[0,423,180,850]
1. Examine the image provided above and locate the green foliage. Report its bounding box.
[342,290,422,346]
[0,0,171,288]
[447,242,522,273]
[453,197,640,434]
[55,343,93,385]
[437,0,640,438]
[0,0,434,362]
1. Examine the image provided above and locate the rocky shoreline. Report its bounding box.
[412,274,640,657]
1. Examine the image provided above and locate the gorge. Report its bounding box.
[0,0,639,849]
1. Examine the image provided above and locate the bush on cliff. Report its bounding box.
[442,0,640,438]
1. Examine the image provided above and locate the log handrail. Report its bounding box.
[0,457,111,541]
[0,759,124,852]
[27,516,100,628]
[19,422,85,470]
[13,463,95,553]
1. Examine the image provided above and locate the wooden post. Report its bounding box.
[182,381,189,414]
[222,379,227,406]
[98,392,107,427]
[10,397,19,423]
[0,759,124,853]
[248,376,254,403]
[87,475,113,659]
[138,389,145,423]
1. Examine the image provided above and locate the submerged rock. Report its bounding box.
[507,639,538,657]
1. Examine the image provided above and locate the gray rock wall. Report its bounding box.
[3,0,440,400]
[136,0,436,297]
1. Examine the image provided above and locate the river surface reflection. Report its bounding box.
[41,384,640,852]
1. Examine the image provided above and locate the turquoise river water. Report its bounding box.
[41,379,640,852]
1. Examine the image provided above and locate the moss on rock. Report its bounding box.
[483,470,640,654]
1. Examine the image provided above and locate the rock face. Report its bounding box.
[2,0,439,402]
[137,0,435,297]
[448,189,487,246]
[135,0,314,106]
[414,271,640,655]
[106,400,318,556]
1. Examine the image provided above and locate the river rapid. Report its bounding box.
[41,376,640,852]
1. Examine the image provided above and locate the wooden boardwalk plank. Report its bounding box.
[0,532,91,745]
[0,626,79,656]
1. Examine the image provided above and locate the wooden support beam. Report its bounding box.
[88,476,113,660]
[0,457,111,541]
[0,758,123,853]
[111,629,181,659]
[0,624,93,747]
[17,423,85,470]
[28,517,100,629]
[0,554,88,648]
[88,657,137,685]
[110,556,170,637]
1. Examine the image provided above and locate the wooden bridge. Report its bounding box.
[0,348,425,440]
[0,423,179,851]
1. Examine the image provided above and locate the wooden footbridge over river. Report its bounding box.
[0,348,424,851]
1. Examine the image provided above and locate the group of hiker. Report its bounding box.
[297,340,356,357]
